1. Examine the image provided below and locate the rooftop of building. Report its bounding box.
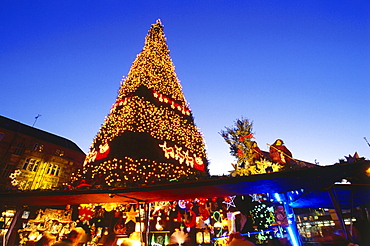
[0,115,85,154]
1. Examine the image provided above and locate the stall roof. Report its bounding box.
[289,184,370,209]
[0,162,368,207]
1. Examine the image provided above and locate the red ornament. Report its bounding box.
[236,149,245,157]
[96,143,110,160]
[198,204,210,221]
[239,134,255,142]
[75,179,92,189]
[78,205,94,222]
[184,210,196,228]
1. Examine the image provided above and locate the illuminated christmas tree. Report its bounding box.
[73,20,209,187]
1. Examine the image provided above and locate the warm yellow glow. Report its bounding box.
[73,20,208,187]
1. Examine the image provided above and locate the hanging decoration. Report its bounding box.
[222,195,237,210]
[75,179,93,189]
[125,206,138,224]
[155,217,164,231]
[174,211,182,223]
[250,203,276,244]
[101,203,117,212]
[212,211,223,234]
[178,200,187,209]
[203,230,211,244]
[78,204,95,222]
[196,231,203,244]
[18,196,297,246]
[227,211,241,233]
[198,202,210,221]
[183,210,196,228]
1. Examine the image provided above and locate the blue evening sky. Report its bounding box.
[1,1,369,175]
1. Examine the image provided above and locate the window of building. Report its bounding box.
[33,143,44,152]
[52,165,59,176]
[22,159,30,170]
[46,164,53,175]
[56,166,60,176]
[1,164,16,178]
[13,142,26,155]
[19,180,27,190]
[28,159,36,172]
[0,132,4,141]
[23,181,32,190]
[53,165,60,176]
[32,160,40,172]
[22,159,40,172]
[55,149,64,157]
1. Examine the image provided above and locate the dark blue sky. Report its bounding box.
[1,1,369,175]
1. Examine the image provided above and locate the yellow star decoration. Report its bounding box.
[253,159,283,174]
[229,159,283,177]
[229,164,249,177]
[125,206,138,224]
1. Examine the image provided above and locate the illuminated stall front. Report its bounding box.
[1,161,369,246]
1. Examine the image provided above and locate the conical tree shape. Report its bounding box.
[73,20,209,187]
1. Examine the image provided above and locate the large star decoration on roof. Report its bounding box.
[222,195,236,210]
[125,206,137,224]
[345,152,365,163]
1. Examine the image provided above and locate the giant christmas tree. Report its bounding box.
[72,20,209,187]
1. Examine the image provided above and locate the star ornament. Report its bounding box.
[266,217,273,224]
[125,206,138,224]
[222,195,236,210]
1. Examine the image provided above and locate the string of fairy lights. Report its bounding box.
[90,97,205,156]
[72,20,209,187]
[118,21,186,103]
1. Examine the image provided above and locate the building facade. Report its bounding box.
[0,115,85,190]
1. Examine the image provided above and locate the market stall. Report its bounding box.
[1,161,369,246]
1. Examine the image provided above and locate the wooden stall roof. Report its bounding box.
[0,162,368,207]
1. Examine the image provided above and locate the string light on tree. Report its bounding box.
[72,20,209,188]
